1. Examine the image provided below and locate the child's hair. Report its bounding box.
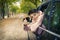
[28,9,38,15]
[28,3,48,15]
[37,2,49,12]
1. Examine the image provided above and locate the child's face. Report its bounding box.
[30,13,39,20]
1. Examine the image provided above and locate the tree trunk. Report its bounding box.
[0,7,1,19]
[5,3,9,18]
[1,2,5,19]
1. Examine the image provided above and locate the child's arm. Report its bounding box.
[29,11,44,32]
[24,11,44,32]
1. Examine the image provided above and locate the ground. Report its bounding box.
[0,14,36,40]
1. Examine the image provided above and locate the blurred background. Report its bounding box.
[0,0,60,40]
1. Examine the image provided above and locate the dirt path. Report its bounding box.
[0,18,36,40]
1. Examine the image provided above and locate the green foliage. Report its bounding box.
[10,5,19,13]
[20,0,41,13]
[0,0,19,4]
[29,0,41,7]
[0,0,20,18]
[20,1,36,13]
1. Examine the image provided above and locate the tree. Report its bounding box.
[20,0,41,13]
[0,0,20,19]
[10,5,19,15]
[23,0,42,7]
[29,0,42,7]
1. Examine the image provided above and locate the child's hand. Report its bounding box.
[24,24,31,31]
[38,11,44,16]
